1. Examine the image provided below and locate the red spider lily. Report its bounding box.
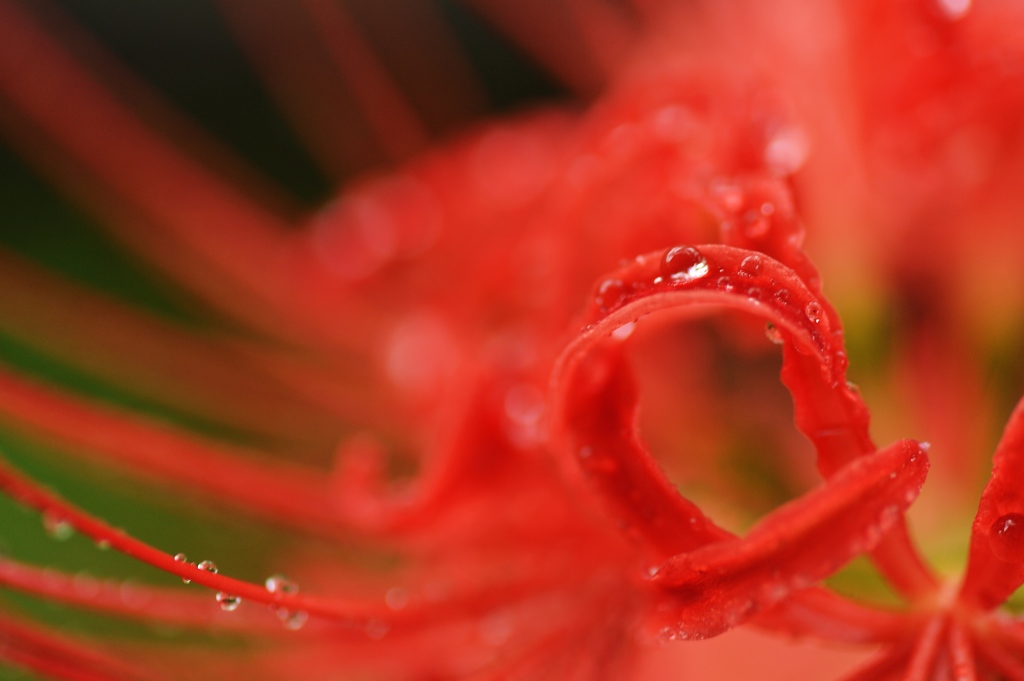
[1,1,1024,680]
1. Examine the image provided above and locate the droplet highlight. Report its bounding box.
[805,301,823,324]
[990,513,1024,562]
[216,592,241,612]
[595,278,627,312]
[174,553,192,584]
[661,246,709,282]
[739,254,763,277]
[265,574,299,596]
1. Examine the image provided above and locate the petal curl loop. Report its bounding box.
[550,244,933,637]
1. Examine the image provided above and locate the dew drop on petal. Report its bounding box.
[174,553,192,584]
[611,321,636,341]
[834,350,849,373]
[43,513,73,541]
[739,254,763,277]
[774,289,790,305]
[595,278,627,312]
[661,246,709,282]
[216,592,241,612]
[197,560,218,574]
[716,276,735,292]
[265,574,299,595]
[990,513,1024,562]
[276,608,308,630]
[805,301,823,324]
[658,626,679,642]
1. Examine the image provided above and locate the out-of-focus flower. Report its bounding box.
[1,1,1024,680]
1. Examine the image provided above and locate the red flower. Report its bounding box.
[1,1,1024,680]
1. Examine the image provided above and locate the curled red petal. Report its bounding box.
[550,245,841,557]
[960,395,1024,608]
[650,438,928,639]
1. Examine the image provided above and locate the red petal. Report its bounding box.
[551,244,841,559]
[650,439,928,639]
[0,613,171,681]
[947,621,979,681]
[960,396,1024,609]
[751,587,917,645]
[551,244,933,597]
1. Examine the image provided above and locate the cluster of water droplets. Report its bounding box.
[265,573,307,630]
[593,246,828,342]
[172,553,244,614]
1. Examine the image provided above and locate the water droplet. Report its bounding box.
[658,626,678,642]
[774,289,790,305]
[746,287,764,301]
[595,278,627,312]
[991,513,1024,562]
[197,560,218,574]
[216,592,241,612]
[805,301,823,324]
[834,350,849,373]
[716,276,735,292]
[43,513,73,541]
[739,254,763,277]
[611,321,636,341]
[265,574,298,595]
[385,587,409,611]
[276,608,309,630]
[765,323,784,344]
[661,246,709,282]
[173,553,192,584]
